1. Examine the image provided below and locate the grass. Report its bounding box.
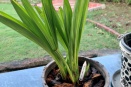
[97,0,131,5]
[81,23,118,50]
[0,3,118,63]
[88,2,131,34]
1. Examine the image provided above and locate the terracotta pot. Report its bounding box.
[42,57,110,87]
[119,33,131,87]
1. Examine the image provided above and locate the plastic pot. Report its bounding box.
[42,56,110,87]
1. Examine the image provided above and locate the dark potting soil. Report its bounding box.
[127,40,131,47]
[46,65,105,87]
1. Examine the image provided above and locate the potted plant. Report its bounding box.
[119,33,131,87]
[0,0,109,86]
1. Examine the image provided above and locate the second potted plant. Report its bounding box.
[0,0,109,86]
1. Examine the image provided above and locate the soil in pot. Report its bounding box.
[46,64,105,87]
[122,33,131,47]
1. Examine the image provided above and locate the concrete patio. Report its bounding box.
[0,54,121,87]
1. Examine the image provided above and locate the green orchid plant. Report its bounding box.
[0,0,89,84]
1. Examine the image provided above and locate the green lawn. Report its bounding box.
[88,2,131,34]
[0,3,118,63]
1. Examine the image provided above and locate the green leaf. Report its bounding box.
[0,11,51,53]
[63,0,72,40]
[11,0,45,39]
[42,0,68,49]
[21,0,57,51]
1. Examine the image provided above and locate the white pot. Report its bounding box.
[119,33,131,87]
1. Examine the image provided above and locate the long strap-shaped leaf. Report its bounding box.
[11,0,45,39]
[40,0,57,44]
[34,2,68,78]
[68,0,89,82]
[0,10,67,80]
[42,0,68,49]
[63,0,72,41]
[21,0,57,51]
[0,11,52,54]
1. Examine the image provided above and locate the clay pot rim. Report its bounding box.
[42,56,110,87]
